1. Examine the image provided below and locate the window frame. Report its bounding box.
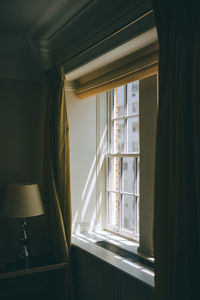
[106,83,140,242]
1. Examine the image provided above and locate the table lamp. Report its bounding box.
[1,183,45,268]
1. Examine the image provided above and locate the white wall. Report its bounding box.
[65,89,107,233]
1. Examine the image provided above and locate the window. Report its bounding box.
[67,74,157,257]
[131,81,139,94]
[107,80,140,241]
[67,52,158,256]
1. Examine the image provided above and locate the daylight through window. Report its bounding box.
[107,80,140,241]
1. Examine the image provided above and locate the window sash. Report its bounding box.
[106,84,140,240]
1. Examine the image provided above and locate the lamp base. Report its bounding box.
[18,218,29,269]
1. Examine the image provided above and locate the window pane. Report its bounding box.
[112,86,125,118]
[108,192,120,227]
[111,120,125,153]
[127,81,139,116]
[122,195,135,232]
[108,81,141,238]
[136,157,140,195]
[136,196,140,237]
[122,157,134,193]
[108,157,120,191]
[127,116,139,153]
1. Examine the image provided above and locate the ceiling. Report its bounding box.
[0,0,154,81]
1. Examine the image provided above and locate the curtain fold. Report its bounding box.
[42,66,72,262]
[153,1,200,299]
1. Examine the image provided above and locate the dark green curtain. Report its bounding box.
[42,66,72,262]
[153,1,200,299]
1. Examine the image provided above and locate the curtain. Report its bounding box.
[153,1,200,299]
[42,66,72,262]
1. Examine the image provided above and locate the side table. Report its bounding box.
[0,255,69,300]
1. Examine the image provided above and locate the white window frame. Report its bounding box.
[106,83,140,242]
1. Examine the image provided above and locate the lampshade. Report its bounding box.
[1,183,45,218]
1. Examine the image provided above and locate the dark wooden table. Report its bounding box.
[0,256,69,300]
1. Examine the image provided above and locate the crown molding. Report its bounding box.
[0,0,153,80]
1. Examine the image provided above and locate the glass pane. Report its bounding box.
[108,157,120,191]
[127,116,139,153]
[108,192,120,227]
[127,81,139,116]
[136,196,140,237]
[112,86,125,118]
[136,157,140,195]
[111,120,125,153]
[122,195,135,232]
[122,157,134,193]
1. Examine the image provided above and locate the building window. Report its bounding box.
[132,123,137,132]
[131,81,139,94]
[107,80,140,241]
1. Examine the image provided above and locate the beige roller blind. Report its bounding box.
[67,41,159,99]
